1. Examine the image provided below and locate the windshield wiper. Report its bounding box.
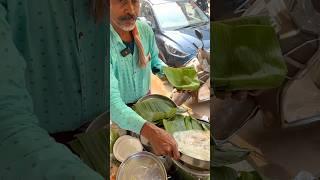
[175,23,199,30]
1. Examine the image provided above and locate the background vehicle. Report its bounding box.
[171,29,210,106]
[139,0,210,67]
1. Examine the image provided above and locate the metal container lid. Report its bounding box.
[117,151,167,180]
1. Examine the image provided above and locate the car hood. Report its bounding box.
[161,23,210,55]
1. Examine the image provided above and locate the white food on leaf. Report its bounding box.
[173,130,210,161]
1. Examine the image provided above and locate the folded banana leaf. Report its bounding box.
[132,98,177,125]
[212,16,287,91]
[164,66,200,91]
[69,128,107,178]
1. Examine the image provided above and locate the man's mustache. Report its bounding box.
[119,14,137,21]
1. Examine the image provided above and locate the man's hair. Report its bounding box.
[90,0,108,23]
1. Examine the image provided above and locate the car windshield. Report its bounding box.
[153,1,209,31]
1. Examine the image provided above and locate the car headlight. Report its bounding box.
[164,41,189,58]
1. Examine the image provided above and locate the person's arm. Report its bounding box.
[147,25,167,77]
[110,65,180,160]
[0,2,102,179]
[110,65,147,134]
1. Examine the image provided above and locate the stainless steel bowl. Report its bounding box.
[116,151,167,180]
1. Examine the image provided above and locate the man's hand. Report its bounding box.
[140,122,180,160]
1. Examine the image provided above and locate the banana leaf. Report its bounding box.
[163,115,187,134]
[69,128,107,178]
[163,66,200,91]
[132,98,177,125]
[191,117,204,130]
[212,144,250,167]
[212,16,287,91]
[184,116,193,130]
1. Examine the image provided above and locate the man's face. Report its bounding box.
[110,0,140,31]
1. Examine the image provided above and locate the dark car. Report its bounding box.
[139,0,210,67]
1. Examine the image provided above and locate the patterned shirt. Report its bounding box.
[110,20,166,134]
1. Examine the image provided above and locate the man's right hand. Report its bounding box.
[140,122,180,160]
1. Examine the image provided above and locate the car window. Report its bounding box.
[153,1,209,30]
[140,3,156,28]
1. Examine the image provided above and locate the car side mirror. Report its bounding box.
[195,29,204,49]
[195,29,203,40]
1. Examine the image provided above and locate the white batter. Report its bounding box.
[173,130,210,161]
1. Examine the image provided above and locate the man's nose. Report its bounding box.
[125,1,135,14]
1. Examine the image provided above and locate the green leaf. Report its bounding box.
[191,117,204,130]
[212,166,238,180]
[212,16,287,91]
[184,116,193,130]
[132,98,177,125]
[212,144,250,167]
[163,115,187,134]
[69,129,107,178]
[164,66,200,91]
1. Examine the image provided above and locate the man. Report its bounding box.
[109,0,180,160]
[0,0,107,179]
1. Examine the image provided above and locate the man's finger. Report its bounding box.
[172,144,180,160]
[163,146,173,158]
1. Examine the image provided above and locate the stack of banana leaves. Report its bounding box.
[212,16,287,92]
[132,97,209,133]
[163,66,201,91]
